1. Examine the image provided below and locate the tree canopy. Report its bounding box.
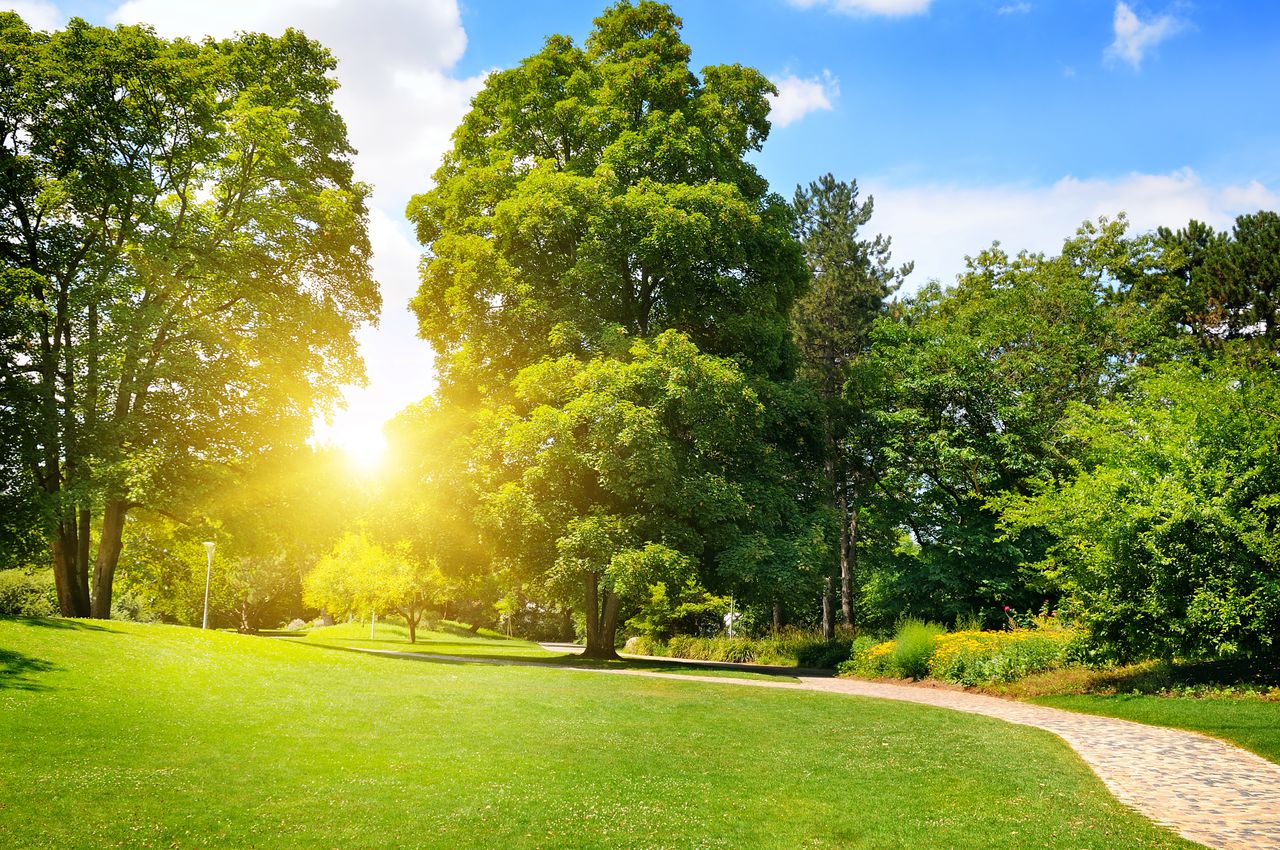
[0,15,378,616]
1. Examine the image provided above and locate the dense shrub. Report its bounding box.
[0,570,57,617]
[840,624,1083,685]
[623,630,856,668]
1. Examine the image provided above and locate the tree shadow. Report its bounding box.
[292,640,809,681]
[8,617,115,632]
[1097,657,1280,693]
[0,648,59,691]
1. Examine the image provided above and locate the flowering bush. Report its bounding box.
[840,625,1084,685]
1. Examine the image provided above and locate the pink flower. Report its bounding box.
[1003,605,1011,613]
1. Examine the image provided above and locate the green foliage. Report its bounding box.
[0,15,378,617]
[856,220,1129,628]
[479,331,823,655]
[408,1,805,390]
[0,570,56,617]
[998,352,1280,660]
[625,577,727,640]
[890,619,946,679]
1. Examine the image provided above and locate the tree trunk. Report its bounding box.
[582,574,620,659]
[405,608,419,644]
[842,504,859,629]
[821,574,835,640]
[89,499,128,619]
[839,485,854,627]
[51,523,90,617]
[772,599,782,634]
[560,606,574,642]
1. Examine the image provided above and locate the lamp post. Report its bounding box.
[202,541,216,630]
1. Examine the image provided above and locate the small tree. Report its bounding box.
[303,533,444,643]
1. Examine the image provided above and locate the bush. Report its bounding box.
[839,624,1085,685]
[0,570,56,617]
[622,630,856,669]
[110,588,159,623]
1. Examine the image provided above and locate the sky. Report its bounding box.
[8,0,1280,464]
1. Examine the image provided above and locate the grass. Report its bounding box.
[303,619,801,682]
[0,617,1199,849]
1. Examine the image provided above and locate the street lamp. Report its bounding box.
[202,541,216,630]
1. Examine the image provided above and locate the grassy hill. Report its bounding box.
[0,618,1195,849]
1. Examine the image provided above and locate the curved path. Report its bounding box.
[351,645,1280,850]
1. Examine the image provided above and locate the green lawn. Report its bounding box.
[0,618,1196,850]
[1031,693,1280,765]
[301,619,801,682]
[303,619,562,659]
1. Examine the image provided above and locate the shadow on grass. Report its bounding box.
[436,621,531,642]
[294,640,809,682]
[4,617,116,632]
[0,648,59,691]
[1089,657,1280,694]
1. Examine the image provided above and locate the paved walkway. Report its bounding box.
[351,645,1280,850]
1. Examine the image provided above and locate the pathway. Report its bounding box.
[348,645,1280,850]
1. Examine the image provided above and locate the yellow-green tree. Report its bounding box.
[304,533,444,643]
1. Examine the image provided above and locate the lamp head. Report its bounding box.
[203,541,216,556]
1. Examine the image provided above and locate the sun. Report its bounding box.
[312,412,389,474]
[340,432,387,473]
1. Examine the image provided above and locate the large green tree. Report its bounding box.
[0,17,378,616]
[407,0,805,394]
[405,2,816,652]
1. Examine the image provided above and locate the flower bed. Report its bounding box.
[840,626,1084,685]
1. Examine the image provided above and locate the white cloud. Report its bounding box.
[108,0,484,448]
[864,169,1280,292]
[997,2,1031,15]
[1105,2,1185,69]
[788,0,933,17]
[767,70,838,128]
[3,0,60,30]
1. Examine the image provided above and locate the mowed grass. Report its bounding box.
[302,619,800,682]
[0,619,1196,850]
[1030,694,1280,765]
[303,619,561,659]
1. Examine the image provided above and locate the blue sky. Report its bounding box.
[8,0,1280,462]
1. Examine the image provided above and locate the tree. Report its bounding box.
[1200,211,1280,345]
[790,174,908,635]
[403,2,817,652]
[998,352,1280,660]
[858,222,1124,627]
[480,332,822,658]
[406,0,805,396]
[0,16,378,617]
[303,533,444,643]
